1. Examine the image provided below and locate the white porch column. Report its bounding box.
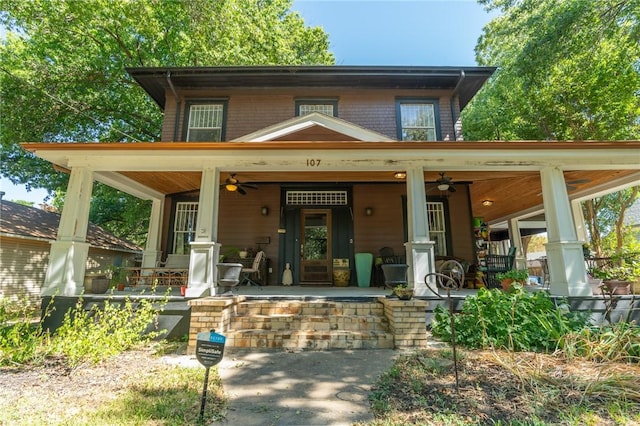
[540,167,589,296]
[141,198,164,269]
[42,167,93,296]
[508,218,526,270]
[187,168,221,297]
[404,167,437,296]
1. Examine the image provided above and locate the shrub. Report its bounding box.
[52,296,165,367]
[432,287,590,352]
[0,298,50,366]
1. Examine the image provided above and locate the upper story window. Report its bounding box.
[295,99,338,117]
[184,100,228,141]
[396,99,440,141]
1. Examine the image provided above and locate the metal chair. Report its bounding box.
[381,263,409,289]
[425,259,465,292]
[538,256,550,289]
[482,246,517,288]
[216,263,243,294]
[240,250,264,286]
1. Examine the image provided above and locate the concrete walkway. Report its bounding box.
[208,349,398,426]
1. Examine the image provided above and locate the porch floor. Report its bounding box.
[114,284,482,299]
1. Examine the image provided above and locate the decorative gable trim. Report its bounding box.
[232,112,395,142]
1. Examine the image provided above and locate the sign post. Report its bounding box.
[195,330,226,423]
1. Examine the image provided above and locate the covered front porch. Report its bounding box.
[23,139,640,301]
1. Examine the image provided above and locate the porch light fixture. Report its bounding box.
[365,207,373,216]
[482,199,494,207]
[261,206,269,216]
[394,171,406,179]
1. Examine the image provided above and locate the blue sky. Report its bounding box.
[292,0,496,65]
[1,0,497,204]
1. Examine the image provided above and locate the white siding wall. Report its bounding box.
[0,236,138,306]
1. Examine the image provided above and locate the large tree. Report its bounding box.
[0,0,333,245]
[464,0,640,141]
[463,0,640,254]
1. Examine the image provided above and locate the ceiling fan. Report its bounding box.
[536,178,591,196]
[565,179,590,191]
[221,174,257,195]
[436,172,456,192]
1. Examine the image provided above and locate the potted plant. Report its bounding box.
[496,269,529,291]
[592,266,637,295]
[108,265,128,291]
[393,284,413,300]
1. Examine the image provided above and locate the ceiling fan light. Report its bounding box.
[225,184,238,192]
[437,183,450,191]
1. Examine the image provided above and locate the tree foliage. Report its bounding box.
[463,0,640,252]
[464,0,640,141]
[0,0,333,245]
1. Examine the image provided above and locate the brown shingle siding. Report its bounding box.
[165,87,461,142]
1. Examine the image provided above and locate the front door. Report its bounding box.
[300,209,332,284]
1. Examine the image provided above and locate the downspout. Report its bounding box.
[167,71,181,141]
[450,70,466,141]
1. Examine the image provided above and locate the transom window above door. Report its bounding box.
[184,100,228,141]
[396,99,440,141]
[295,99,338,117]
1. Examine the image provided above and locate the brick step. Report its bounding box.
[230,314,389,332]
[236,300,384,316]
[225,329,395,350]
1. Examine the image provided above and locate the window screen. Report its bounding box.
[186,104,224,141]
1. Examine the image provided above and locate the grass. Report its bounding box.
[0,343,228,426]
[363,348,640,425]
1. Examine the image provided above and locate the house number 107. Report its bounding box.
[306,159,321,167]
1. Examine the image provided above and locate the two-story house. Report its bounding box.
[23,66,640,299]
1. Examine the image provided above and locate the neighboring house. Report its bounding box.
[625,199,640,241]
[22,66,640,298]
[0,199,140,303]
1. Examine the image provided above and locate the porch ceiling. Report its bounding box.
[22,140,640,224]
[119,169,639,223]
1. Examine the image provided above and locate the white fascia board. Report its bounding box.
[33,145,640,173]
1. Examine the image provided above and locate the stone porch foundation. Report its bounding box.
[187,296,429,353]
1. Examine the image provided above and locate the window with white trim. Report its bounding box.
[295,99,337,117]
[173,202,198,254]
[427,201,447,256]
[185,103,226,141]
[397,100,438,141]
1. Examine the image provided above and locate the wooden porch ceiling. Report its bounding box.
[120,169,637,223]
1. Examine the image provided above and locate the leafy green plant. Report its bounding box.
[52,296,166,368]
[0,298,51,366]
[108,264,128,287]
[593,266,638,282]
[432,287,590,352]
[495,268,530,283]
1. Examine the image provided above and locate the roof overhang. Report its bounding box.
[126,65,496,110]
[21,140,640,223]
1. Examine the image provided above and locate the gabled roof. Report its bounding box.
[127,65,496,110]
[0,200,140,252]
[232,112,395,142]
